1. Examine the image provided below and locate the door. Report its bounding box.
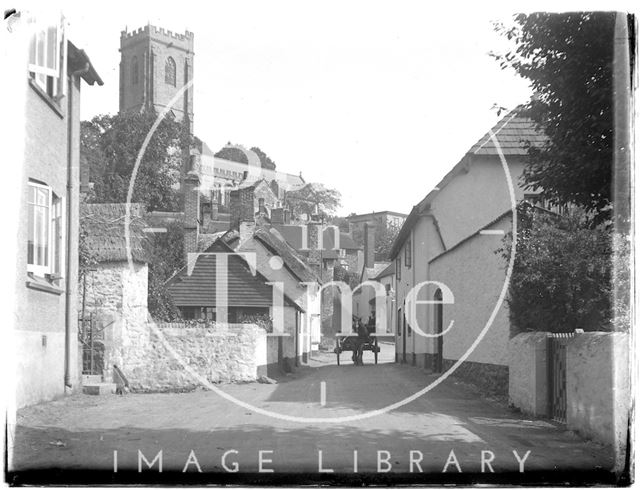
[434,289,443,372]
[402,308,407,363]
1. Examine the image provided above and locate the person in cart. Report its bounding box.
[353,318,371,365]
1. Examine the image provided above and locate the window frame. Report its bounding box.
[404,239,412,268]
[165,56,176,86]
[395,256,401,280]
[27,181,64,278]
[28,14,66,100]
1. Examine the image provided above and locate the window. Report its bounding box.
[405,240,412,268]
[131,56,139,85]
[396,256,401,280]
[28,13,66,99]
[27,181,63,277]
[165,56,176,86]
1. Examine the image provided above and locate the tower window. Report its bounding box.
[131,56,138,85]
[165,56,176,86]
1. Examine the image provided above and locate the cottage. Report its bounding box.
[167,172,322,373]
[389,107,547,394]
[12,13,103,407]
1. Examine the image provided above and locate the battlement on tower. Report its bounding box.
[120,24,194,51]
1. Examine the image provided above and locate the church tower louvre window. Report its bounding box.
[165,56,176,86]
[131,56,138,85]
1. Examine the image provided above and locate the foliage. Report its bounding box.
[238,312,274,333]
[78,219,99,278]
[286,183,342,219]
[492,13,616,224]
[146,221,185,321]
[498,203,627,335]
[347,216,402,261]
[81,110,191,212]
[333,264,360,289]
[214,143,277,170]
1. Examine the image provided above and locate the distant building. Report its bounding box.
[119,24,194,129]
[14,13,102,408]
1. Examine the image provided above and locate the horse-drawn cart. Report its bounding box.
[333,334,381,365]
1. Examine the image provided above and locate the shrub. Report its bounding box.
[499,203,629,335]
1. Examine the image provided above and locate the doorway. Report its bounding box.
[434,289,443,372]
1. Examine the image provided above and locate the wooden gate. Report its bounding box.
[547,333,574,423]
[78,313,106,375]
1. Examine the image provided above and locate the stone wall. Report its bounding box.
[120,321,268,391]
[508,331,630,469]
[566,332,630,465]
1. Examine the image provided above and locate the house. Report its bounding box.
[389,107,546,394]
[166,172,322,373]
[13,12,102,408]
[346,210,407,262]
[78,203,150,385]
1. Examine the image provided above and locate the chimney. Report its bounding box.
[230,187,255,229]
[239,220,255,246]
[307,223,322,276]
[364,221,376,268]
[183,171,200,264]
[271,207,285,224]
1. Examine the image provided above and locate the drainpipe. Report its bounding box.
[64,62,90,389]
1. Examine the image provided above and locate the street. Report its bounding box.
[9,344,615,484]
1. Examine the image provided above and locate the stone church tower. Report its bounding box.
[119,25,194,134]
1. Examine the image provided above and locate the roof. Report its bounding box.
[253,227,321,284]
[67,41,103,86]
[468,109,548,156]
[80,203,149,263]
[360,261,391,283]
[167,240,291,308]
[428,204,557,264]
[347,211,408,222]
[373,261,395,279]
[389,107,546,259]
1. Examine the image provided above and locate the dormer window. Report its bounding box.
[165,56,176,86]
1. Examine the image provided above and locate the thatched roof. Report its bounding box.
[80,203,150,263]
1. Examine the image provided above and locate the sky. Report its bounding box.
[60,1,536,215]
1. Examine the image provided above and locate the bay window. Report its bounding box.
[27,181,64,278]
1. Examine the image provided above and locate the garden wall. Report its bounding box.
[118,320,268,391]
[509,331,630,468]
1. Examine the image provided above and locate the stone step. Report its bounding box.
[82,383,117,395]
[82,374,103,384]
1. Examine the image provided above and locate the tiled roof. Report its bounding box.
[198,232,228,252]
[80,203,149,263]
[469,108,547,156]
[364,262,391,281]
[167,240,277,308]
[373,261,394,279]
[254,227,320,284]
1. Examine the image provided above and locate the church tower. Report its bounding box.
[119,25,194,133]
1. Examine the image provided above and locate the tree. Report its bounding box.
[286,183,341,219]
[214,143,277,170]
[498,203,627,335]
[81,110,191,211]
[146,221,184,321]
[492,13,616,223]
